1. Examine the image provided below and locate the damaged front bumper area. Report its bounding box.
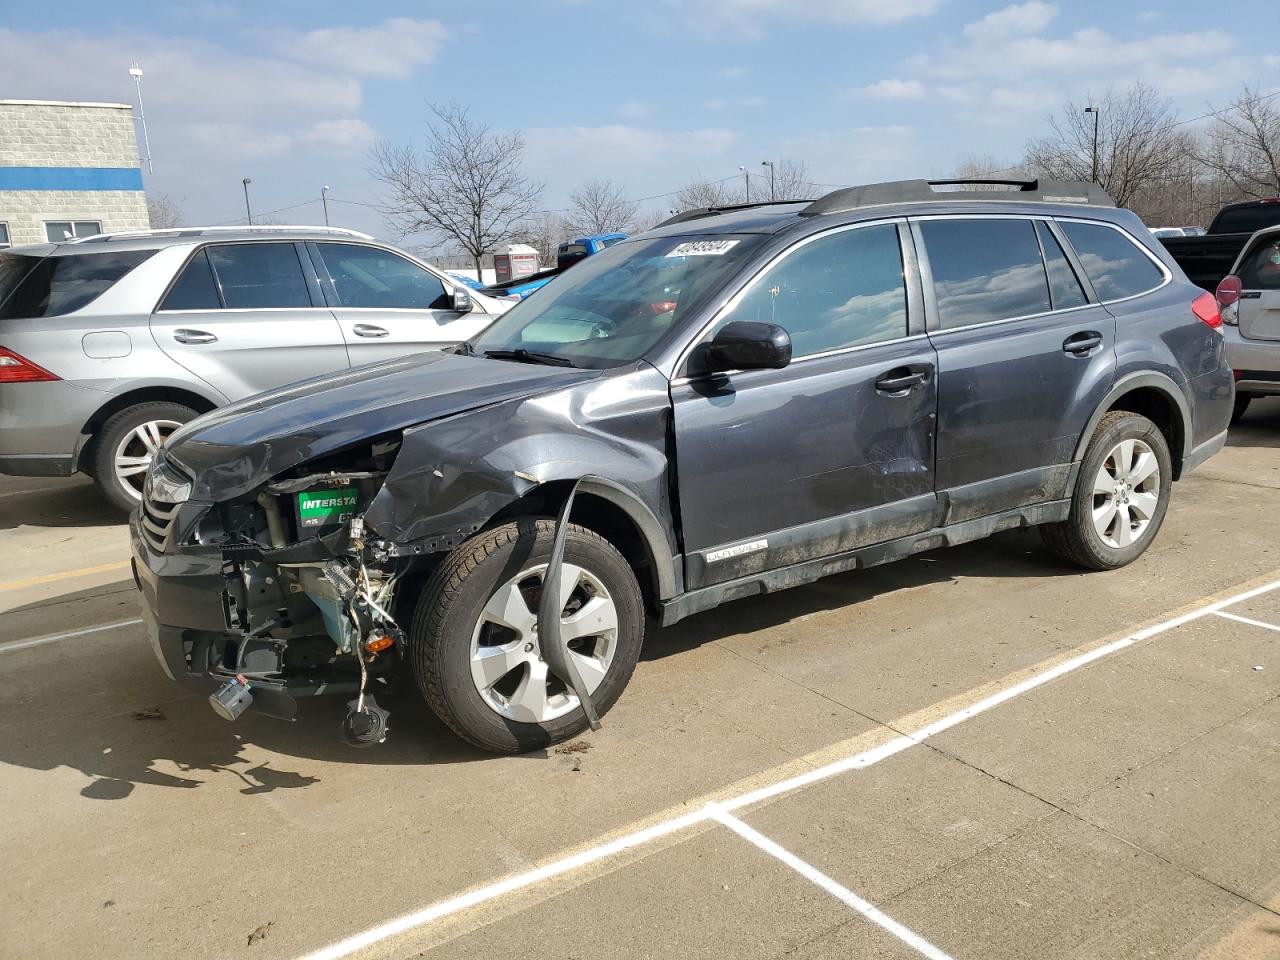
[131,445,406,740]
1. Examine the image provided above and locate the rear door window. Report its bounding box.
[314,242,449,309]
[1239,234,1280,290]
[206,242,312,309]
[1035,221,1089,310]
[919,218,1051,329]
[0,249,155,319]
[1057,221,1165,302]
[159,249,222,311]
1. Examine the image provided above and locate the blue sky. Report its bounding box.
[2,1,1276,243]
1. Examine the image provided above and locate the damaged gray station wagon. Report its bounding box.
[132,179,1234,753]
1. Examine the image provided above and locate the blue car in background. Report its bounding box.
[448,272,487,291]
[480,233,628,300]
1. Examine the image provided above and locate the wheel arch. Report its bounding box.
[485,477,681,610]
[75,385,220,473]
[1074,373,1191,479]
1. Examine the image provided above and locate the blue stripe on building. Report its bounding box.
[0,166,144,191]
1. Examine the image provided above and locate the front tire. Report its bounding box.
[1041,411,1172,570]
[91,401,195,513]
[410,519,644,754]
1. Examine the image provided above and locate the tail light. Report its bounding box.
[0,347,59,383]
[1216,275,1242,325]
[1191,291,1222,329]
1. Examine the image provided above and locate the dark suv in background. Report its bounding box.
[131,178,1233,754]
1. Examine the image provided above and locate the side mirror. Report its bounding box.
[452,286,473,313]
[703,320,792,373]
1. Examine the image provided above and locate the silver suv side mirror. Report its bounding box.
[452,286,473,313]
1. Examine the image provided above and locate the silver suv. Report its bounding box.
[0,226,509,510]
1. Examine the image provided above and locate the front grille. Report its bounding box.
[140,460,190,552]
[139,495,179,552]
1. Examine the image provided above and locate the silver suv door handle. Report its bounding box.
[353,323,389,338]
[173,329,217,345]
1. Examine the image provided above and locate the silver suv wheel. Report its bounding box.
[113,418,182,502]
[1092,438,1161,548]
[469,562,618,724]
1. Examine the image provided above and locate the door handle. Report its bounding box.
[1063,331,1103,355]
[172,329,217,345]
[353,323,389,339]
[875,367,929,395]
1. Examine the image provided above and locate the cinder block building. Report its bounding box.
[0,99,150,249]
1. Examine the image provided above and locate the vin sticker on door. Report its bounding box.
[297,488,358,529]
[706,538,768,563]
[666,240,740,258]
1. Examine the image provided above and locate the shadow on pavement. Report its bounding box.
[1228,396,1280,449]
[0,475,123,530]
[2,519,1076,800]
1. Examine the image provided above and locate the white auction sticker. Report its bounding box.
[665,239,740,257]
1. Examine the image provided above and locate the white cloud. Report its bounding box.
[678,0,938,33]
[961,1,1057,43]
[857,78,927,100]
[781,125,920,187]
[279,18,448,78]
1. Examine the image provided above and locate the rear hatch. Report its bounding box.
[1234,229,1280,341]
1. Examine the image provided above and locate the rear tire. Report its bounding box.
[91,401,195,513]
[1231,394,1252,423]
[410,518,644,754]
[1041,411,1172,571]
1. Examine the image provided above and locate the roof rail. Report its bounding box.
[655,199,810,230]
[801,178,1114,217]
[70,225,374,243]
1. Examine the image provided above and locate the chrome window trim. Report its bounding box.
[925,301,1098,339]
[1052,216,1172,305]
[673,216,911,376]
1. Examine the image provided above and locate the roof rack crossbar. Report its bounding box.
[70,225,374,243]
[800,178,1115,217]
[655,199,810,230]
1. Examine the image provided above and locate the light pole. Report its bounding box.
[242,178,253,225]
[761,160,776,201]
[739,165,750,203]
[128,62,154,174]
[321,185,331,227]
[1084,106,1100,185]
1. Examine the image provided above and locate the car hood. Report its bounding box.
[164,351,598,502]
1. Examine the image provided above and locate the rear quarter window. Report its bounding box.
[0,249,155,319]
[1058,221,1165,302]
[1240,235,1280,290]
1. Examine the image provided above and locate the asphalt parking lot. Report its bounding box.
[4,401,1280,960]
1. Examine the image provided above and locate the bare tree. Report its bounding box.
[146,191,185,229]
[369,103,544,275]
[630,207,667,233]
[567,178,638,235]
[672,176,741,213]
[762,158,822,200]
[1200,85,1280,200]
[1023,83,1196,208]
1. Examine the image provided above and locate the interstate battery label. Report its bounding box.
[297,488,358,528]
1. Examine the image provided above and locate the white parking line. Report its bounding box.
[297,576,1280,960]
[0,618,143,654]
[708,805,955,960]
[1214,610,1280,633]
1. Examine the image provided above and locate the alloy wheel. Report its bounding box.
[469,562,618,723]
[114,419,182,502]
[1092,438,1160,549]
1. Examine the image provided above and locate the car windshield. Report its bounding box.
[471,234,763,368]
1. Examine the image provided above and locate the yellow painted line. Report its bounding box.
[0,560,131,592]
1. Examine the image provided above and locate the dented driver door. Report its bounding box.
[670,221,938,590]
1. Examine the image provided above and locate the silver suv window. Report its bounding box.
[0,249,155,319]
[160,249,221,311]
[207,242,312,310]
[315,242,449,309]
